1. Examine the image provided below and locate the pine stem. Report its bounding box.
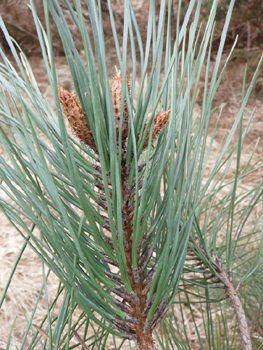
[137,332,154,350]
[89,71,170,346]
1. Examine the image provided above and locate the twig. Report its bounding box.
[189,248,252,350]
[32,324,63,350]
[71,328,90,350]
[214,259,252,350]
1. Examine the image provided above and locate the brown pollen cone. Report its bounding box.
[58,86,98,154]
[143,109,171,149]
[110,70,131,141]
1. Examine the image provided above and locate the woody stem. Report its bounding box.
[121,164,154,349]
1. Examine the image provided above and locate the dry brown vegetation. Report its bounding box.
[0,1,263,349]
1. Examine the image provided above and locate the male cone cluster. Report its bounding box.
[58,85,98,153]
[110,70,131,141]
[58,70,170,153]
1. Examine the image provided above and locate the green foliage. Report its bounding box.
[0,0,263,348]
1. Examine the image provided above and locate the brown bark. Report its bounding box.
[137,332,154,350]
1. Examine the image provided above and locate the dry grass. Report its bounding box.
[0,1,263,349]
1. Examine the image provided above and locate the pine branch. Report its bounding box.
[211,257,252,350]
